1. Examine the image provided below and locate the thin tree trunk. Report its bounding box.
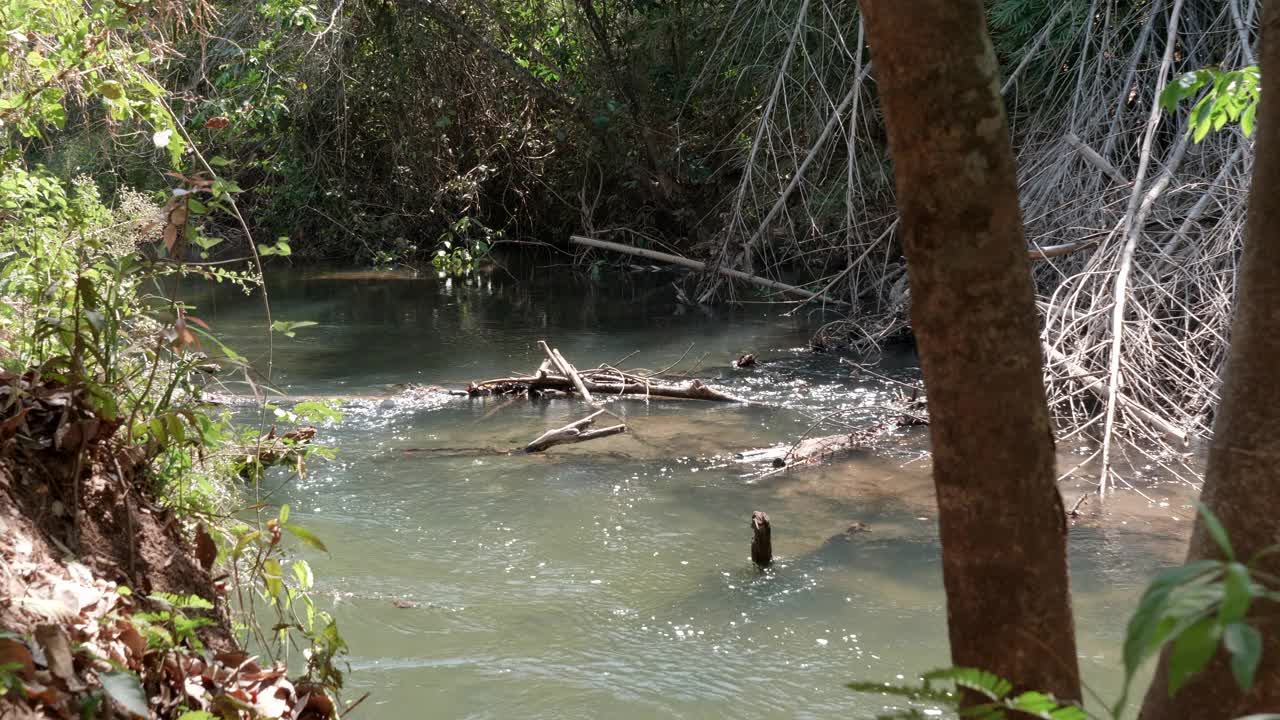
[857,0,1082,703]
[1137,7,1280,718]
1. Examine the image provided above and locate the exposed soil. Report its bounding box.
[0,372,331,719]
[0,371,227,641]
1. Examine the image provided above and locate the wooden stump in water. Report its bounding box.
[750,511,772,568]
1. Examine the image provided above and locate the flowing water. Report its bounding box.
[198,261,1199,719]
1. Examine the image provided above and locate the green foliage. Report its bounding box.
[0,0,186,163]
[132,593,219,651]
[271,320,318,338]
[222,504,349,691]
[849,667,1084,720]
[1160,66,1260,141]
[0,662,26,698]
[1115,504,1273,710]
[988,0,1091,85]
[1,0,351,712]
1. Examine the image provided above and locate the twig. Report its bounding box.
[1098,0,1186,496]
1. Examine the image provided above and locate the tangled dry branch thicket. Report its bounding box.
[686,0,1255,488]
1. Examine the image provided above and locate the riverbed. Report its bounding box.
[198,261,1198,718]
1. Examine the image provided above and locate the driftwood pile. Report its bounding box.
[471,340,748,453]
[467,341,747,405]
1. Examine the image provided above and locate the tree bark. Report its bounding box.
[858,0,1082,703]
[1137,8,1280,718]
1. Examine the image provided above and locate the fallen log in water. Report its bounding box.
[736,423,892,475]
[525,409,626,452]
[469,373,746,402]
[399,411,627,456]
[570,235,851,307]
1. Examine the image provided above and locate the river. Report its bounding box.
[197,260,1198,719]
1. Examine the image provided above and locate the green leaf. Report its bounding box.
[1160,70,1211,112]
[100,671,149,718]
[231,530,264,559]
[1123,560,1220,672]
[1193,117,1213,143]
[279,503,290,524]
[1220,562,1252,624]
[1223,622,1262,690]
[1198,503,1235,560]
[1168,615,1222,695]
[177,712,216,720]
[283,523,329,552]
[270,320,318,338]
[292,559,314,590]
[1242,102,1257,136]
[1005,691,1087,720]
[263,558,284,601]
[99,80,124,100]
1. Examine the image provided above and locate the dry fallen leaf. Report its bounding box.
[0,637,36,681]
[183,672,210,708]
[195,523,217,572]
[0,406,31,441]
[33,625,82,691]
[51,578,101,616]
[254,679,295,719]
[115,623,147,662]
[294,685,335,719]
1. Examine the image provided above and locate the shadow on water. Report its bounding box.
[198,262,1195,719]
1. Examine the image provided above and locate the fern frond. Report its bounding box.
[847,680,956,704]
[149,592,214,610]
[923,668,1014,701]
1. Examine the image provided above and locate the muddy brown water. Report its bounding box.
[196,263,1199,718]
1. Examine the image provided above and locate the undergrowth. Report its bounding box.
[1,0,353,716]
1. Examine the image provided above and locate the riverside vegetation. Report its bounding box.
[1,0,1277,717]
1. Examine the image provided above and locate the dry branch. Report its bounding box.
[538,340,596,405]
[570,235,850,306]
[525,409,625,452]
[686,0,1251,473]
[1028,234,1104,261]
[1063,132,1129,186]
[1043,344,1186,444]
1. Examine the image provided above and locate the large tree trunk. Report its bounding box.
[857,0,1082,703]
[1137,8,1280,718]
